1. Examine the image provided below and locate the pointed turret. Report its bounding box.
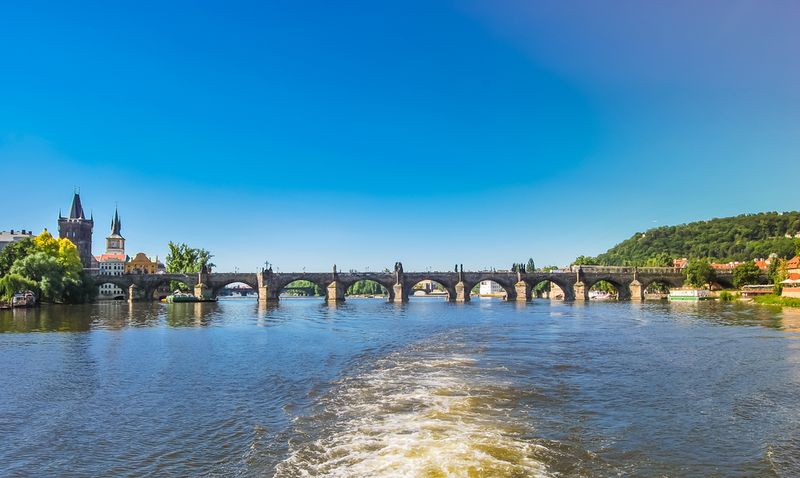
[110,207,122,235]
[69,193,85,219]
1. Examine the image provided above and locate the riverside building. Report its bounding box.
[96,208,127,299]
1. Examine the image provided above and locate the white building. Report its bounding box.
[0,229,33,252]
[479,280,504,296]
[96,208,127,299]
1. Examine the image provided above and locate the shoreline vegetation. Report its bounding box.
[753,295,800,308]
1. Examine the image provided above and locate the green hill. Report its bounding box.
[582,212,800,266]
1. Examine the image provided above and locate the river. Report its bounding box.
[1,298,799,477]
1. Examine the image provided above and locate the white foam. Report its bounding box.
[274,346,552,477]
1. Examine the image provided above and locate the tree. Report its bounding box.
[684,260,715,288]
[0,230,90,303]
[349,280,387,296]
[0,238,35,277]
[732,262,761,288]
[0,274,37,301]
[526,258,535,273]
[767,259,781,283]
[10,252,79,302]
[572,255,600,266]
[166,242,215,273]
[771,260,788,295]
[166,242,215,291]
[587,211,800,265]
[644,252,673,267]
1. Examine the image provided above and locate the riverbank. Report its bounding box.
[753,294,800,308]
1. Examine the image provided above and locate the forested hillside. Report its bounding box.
[583,212,800,266]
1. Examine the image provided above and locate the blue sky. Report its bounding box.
[1,0,798,272]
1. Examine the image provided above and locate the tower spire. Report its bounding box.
[69,192,85,219]
[111,206,122,235]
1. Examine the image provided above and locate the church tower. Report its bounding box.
[105,206,125,254]
[58,192,94,269]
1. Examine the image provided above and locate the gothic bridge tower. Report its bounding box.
[58,192,94,269]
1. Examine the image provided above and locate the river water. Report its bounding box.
[1,298,799,477]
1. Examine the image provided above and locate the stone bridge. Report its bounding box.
[93,265,739,303]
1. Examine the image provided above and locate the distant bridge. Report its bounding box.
[93,265,741,303]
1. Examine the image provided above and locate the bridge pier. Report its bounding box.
[573,281,588,301]
[629,280,644,301]
[514,281,531,302]
[455,281,469,302]
[392,283,407,303]
[194,283,212,301]
[258,285,280,303]
[128,284,139,303]
[326,281,346,303]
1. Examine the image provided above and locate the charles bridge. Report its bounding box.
[94,264,737,303]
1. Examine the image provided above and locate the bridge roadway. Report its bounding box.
[94,265,737,303]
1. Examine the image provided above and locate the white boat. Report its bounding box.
[11,290,37,308]
[668,289,714,301]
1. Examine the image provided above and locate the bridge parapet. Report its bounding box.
[90,265,730,303]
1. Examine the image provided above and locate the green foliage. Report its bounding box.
[348,280,387,296]
[719,291,735,301]
[526,258,535,272]
[169,281,191,292]
[754,294,800,308]
[732,262,762,288]
[644,282,670,294]
[0,230,90,304]
[0,238,35,277]
[644,252,673,267]
[684,260,715,288]
[10,252,78,302]
[534,281,550,293]
[166,242,215,273]
[283,280,322,296]
[0,274,37,301]
[63,271,97,304]
[572,255,600,266]
[589,211,800,265]
[589,280,617,294]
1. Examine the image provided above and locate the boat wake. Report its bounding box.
[274,335,553,477]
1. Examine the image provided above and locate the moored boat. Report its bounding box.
[11,290,37,308]
[668,288,714,301]
[164,292,217,303]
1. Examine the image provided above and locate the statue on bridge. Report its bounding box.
[394,262,404,284]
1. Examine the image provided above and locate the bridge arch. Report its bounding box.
[466,277,516,301]
[528,277,574,301]
[96,280,129,301]
[584,277,630,301]
[642,279,674,300]
[211,279,259,299]
[640,276,684,291]
[149,277,194,300]
[275,277,328,298]
[344,279,390,298]
[407,278,454,301]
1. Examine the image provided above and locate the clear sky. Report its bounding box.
[1,1,798,272]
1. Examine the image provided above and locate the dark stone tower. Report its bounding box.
[58,192,94,269]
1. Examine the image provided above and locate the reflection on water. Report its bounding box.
[1,299,800,477]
